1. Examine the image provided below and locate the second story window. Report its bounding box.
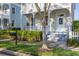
[12,7,15,14]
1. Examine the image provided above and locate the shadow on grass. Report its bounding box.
[1,41,79,56]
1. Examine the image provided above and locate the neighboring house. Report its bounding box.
[0,3,26,29]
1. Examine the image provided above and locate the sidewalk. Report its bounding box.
[67,47,79,51]
[0,39,11,41]
[0,48,31,56]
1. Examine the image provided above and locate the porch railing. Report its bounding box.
[23,26,50,32]
[24,26,43,31]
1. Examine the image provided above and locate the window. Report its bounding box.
[59,18,63,24]
[11,20,15,26]
[12,7,15,14]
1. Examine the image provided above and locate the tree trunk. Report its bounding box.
[41,25,50,50]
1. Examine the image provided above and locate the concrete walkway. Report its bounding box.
[0,48,31,56]
[0,39,11,41]
[0,52,12,56]
[67,47,79,51]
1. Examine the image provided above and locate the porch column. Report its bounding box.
[32,3,35,30]
[9,3,11,29]
[20,3,23,30]
[48,4,51,32]
[67,17,72,38]
[1,3,3,29]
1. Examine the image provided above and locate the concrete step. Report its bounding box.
[47,41,67,48]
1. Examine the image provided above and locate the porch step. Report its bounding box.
[47,41,67,48]
[46,32,68,48]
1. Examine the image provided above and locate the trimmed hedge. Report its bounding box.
[0,30,42,42]
[17,30,42,42]
[0,30,11,39]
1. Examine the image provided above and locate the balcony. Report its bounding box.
[22,3,71,15]
[0,9,10,19]
[50,3,71,10]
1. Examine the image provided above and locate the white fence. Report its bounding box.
[72,32,79,39]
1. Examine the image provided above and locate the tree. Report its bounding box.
[35,3,51,50]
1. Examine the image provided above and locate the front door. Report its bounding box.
[55,14,66,32]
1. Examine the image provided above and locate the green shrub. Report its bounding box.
[0,34,11,39]
[26,31,41,42]
[0,30,12,39]
[73,21,79,32]
[0,30,8,35]
[16,30,42,42]
[0,30,42,42]
[67,38,79,47]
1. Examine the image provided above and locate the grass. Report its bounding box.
[0,41,40,56]
[38,48,79,56]
[53,48,79,56]
[1,41,79,56]
[67,39,79,47]
[7,44,39,56]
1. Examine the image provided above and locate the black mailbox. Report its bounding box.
[10,27,20,36]
[10,32,17,36]
[11,28,21,30]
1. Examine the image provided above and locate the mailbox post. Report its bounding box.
[15,28,21,45]
[10,28,21,45]
[15,29,18,45]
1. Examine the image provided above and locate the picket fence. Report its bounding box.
[72,32,79,39]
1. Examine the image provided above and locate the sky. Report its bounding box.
[75,3,79,20]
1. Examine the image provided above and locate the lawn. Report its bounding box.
[0,41,40,56]
[0,41,79,56]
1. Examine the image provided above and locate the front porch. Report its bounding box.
[0,18,9,30]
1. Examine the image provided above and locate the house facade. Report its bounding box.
[0,3,75,46]
[21,3,75,35]
[0,3,23,29]
[21,3,75,47]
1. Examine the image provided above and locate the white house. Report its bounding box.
[21,3,75,47]
[21,3,75,31]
